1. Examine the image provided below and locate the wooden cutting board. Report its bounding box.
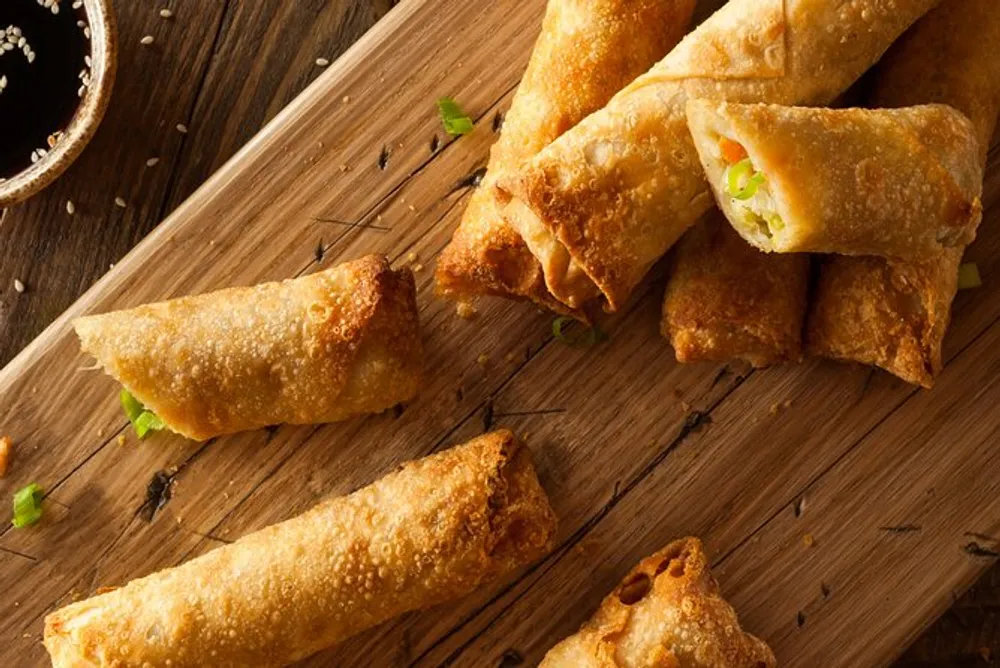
[1,0,998,665]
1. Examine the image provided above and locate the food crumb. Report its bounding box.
[769,402,780,416]
[411,263,423,273]
[339,164,350,172]
[476,353,489,366]
[0,435,12,477]
[456,301,478,320]
[783,399,793,409]
[505,352,516,364]
[803,533,816,548]
[117,434,126,447]
[406,251,418,263]
[342,95,351,104]
[407,204,416,213]
[680,401,691,412]
[13,279,25,293]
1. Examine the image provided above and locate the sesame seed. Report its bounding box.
[83,26,90,39]
[66,200,75,215]
[159,8,173,18]
[140,35,154,46]
[114,196,127,208]
[13,279,25,293]
[315,57,330,67]
[176,123,188,134]
[342,95,351,104]
[72,0,82,8]
[477,354,489,366]
[146,157,160,167]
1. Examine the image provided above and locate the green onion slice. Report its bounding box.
[726,158,766,200]
[958,263,982,290]
[12,483,43,528]
[120,388,166,439]
[552,317,608,347]
[437,97,474,136]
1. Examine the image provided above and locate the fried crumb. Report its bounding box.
[680,401,692,412]
[339,164,350,172]
[456,301,478,320]
[769,402,780,416]
[783,399,793,409]
[505,352,516,364]
[477,353,489,366]
[406,251,418,263]
[117,434,126,447]
[411,263,423,273]
[803,533,816,548]
[0,435,12,477]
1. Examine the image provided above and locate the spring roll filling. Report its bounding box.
[716,137,784,244]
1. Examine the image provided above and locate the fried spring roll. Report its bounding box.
[687,100,983,259]
[806,0,1000,387]
[436,0,696,318]
[540,538,775,667]
[662,212,810,367]
[44,430,558,668]
[74,255,422,441]
[499,0,940,311]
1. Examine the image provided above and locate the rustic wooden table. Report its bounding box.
[0,1,993,665]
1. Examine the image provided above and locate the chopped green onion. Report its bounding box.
[120,389,166,440]
[958,263,982,290]
[12,483,43,528]
[726,158,765,200]
[552,317,608,347]
[437,97,474,136]
[767,213,784,233]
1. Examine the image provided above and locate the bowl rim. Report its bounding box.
[0,0,118,208]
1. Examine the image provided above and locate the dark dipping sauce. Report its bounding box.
[0,0,88,179]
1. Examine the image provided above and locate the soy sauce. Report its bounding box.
[0,0,89,178]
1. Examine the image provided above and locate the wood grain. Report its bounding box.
[0,0,996,665]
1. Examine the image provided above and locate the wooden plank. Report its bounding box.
[2,1,1000,666]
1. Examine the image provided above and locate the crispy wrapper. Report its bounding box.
[436,0,696,318]
[662,212,810,367]
[499,0,940,311]
[44,430,558,668]
[806,0,1000,387]
[688,100,983,259]
[74,255,422,441]
[540,537,775,667]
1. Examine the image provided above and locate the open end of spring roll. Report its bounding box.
[806,0,1000,387]
[499,0,942,312]
[662,211,810,368]
[687,99,984,260]
[435,0,696,318]
[44,430,558,668]
[540,537,775,668]
[73,255,423,441]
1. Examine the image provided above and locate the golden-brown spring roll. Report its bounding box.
[540,537,775,667]
[499,0,941,311]
[74,255,422,441]
[688,100,983,259]
[662,211,810,368]
[806,0,1000,388]
[44,430,558,668]
[436,0,696,318]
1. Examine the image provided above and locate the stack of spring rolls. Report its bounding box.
[667,0,1000,386]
